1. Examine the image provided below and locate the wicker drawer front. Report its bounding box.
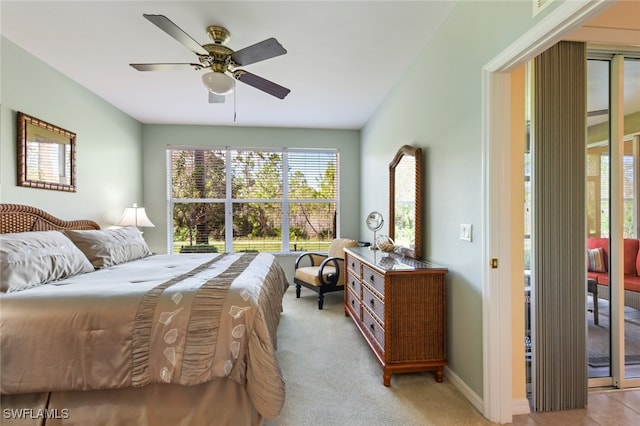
[346,270,361,296]
[346,287,361,320]
[347,256,361,276]
[363,308,385,351]
[362,265,384,296]
[363,285,384,324]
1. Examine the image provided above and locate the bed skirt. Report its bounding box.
[1,378,263,426]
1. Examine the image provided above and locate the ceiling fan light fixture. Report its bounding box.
[202,71,235,95]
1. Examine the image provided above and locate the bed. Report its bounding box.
[0,204,289,425]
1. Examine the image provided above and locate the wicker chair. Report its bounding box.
[293,238,359,309]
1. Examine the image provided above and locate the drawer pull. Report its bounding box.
[369,275,375,282]
[351,299,355,306]
[351,261,355,268]
[369,299,375,307]
[351,280,355,287]
[370,323,375,331]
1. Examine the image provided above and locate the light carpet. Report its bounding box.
[264,287,493,426]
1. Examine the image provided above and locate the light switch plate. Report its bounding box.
[460,224,472,242]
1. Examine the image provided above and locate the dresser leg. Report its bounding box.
[383,373,391,387]
[435,367,444,383]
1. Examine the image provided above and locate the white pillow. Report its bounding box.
[0,230,94,293]
[64,226,151,268]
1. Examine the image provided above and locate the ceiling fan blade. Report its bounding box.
[230,38,287,66]
[208,92,225,104]
[234,70,290,99]
[143,14,208,56]
[130,63,202,71]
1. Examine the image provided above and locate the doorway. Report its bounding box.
[586,54,640,388]
[483,1,639,422]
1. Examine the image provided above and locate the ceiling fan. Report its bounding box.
[130,14,290,103]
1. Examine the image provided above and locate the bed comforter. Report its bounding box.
[0,252,289,419]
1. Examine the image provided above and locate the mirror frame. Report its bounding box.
[389,145,423,260]
[17,112,76,192]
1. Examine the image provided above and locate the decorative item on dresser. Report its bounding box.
[344,246,448,386]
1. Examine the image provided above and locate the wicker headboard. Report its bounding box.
[0,204,100,234]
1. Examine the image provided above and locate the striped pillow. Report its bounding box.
[587,247,606,272]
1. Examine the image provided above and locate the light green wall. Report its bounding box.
[0,37,143,225]
[140,124,361,254]
[361,0,551,398]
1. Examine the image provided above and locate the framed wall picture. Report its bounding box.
[17,112,76,192]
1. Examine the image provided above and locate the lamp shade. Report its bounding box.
[117,203,155,228]
[202,71,235,95]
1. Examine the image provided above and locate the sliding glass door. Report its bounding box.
[587,53,640,388]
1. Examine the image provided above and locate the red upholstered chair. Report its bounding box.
[293,238,358,309]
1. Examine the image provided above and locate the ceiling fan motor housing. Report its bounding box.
[200,43,234,72]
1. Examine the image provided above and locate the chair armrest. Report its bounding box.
[295,252,328,269]
[318,257,344,286]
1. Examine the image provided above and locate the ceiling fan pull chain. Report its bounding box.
[233,80,237,122]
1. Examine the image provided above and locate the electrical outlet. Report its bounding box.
[460,224,472,242]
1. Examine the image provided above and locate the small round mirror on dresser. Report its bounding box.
[366,211,384,250]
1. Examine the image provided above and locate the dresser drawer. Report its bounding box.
[346,287,361,320]
[347,255,361,276]
[362,264,385,296]
[346,271,362,296]
[363,284,384,324]
[363,308,385,351]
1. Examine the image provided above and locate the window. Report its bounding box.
[167,147,339,254]
[588,140,637,238]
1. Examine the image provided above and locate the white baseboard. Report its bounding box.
[445,367,532,421]
[444,366,484,414]
[512,398,531,416]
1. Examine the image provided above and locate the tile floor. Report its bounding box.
[510,388,640,425]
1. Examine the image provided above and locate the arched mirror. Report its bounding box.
[389,145,423,260]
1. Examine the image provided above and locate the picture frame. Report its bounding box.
[17,112,76,192]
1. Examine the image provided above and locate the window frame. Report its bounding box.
[166,145,340,254]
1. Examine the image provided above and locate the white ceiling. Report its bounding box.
[0,1,457,129]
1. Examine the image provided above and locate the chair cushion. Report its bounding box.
[295,265,339,287]
[328,238,358,259]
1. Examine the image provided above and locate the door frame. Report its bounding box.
[482,0,614,422]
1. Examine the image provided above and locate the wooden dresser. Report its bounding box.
[343,246,448,386]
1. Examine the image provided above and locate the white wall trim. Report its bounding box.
[444,366,483,415]
[512,398,532,416]
[482,68,514,424]
[481,0,613,423]
[485,0,614,74]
